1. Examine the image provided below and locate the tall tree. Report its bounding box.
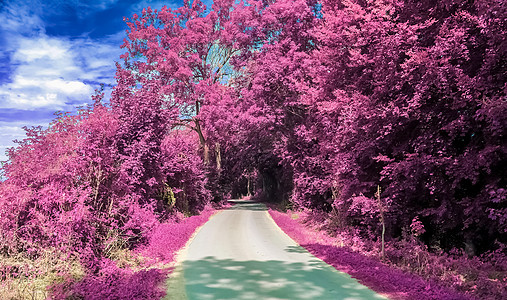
[116,0,260,166]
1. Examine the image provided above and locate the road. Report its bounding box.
[166,201,387,299]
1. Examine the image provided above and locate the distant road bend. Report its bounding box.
[166,201,387,300]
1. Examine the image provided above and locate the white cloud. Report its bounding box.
[0,0,125,168]
[0,1,125,168]
[0,1,45,37]
[72,36,123,85]
[14,39,69,62]
[0,0,127,111]
[0,36,95,110]
[0,33,124,110]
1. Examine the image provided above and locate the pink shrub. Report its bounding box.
[141,206,216,262]
[47,206,218,299]
[160,131,211,214]
[67,259,167,300]
[0,97,215,297]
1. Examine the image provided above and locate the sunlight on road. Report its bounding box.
[166,202,387,300]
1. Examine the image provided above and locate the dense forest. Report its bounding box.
[0,0,505,298]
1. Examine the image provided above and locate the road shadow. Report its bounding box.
[170,256,385,300]
[299,243,471,300]
[227,199,256,204]
[226,202,268,211]
[284,245,310,254]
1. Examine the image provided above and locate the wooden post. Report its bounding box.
[375,185,385,261]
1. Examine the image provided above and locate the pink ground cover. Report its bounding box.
[55,206,219,299]
[140,206,218,263]
[268,209,473,300]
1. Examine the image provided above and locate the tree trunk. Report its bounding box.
[194,119,209,165]
[215,142,221,171]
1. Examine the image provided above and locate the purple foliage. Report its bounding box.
[160,131,211,213]
[141,206,216,262]
[269,209,476,300]
[1,0,505,298]
[69,261,167,300]
[48,207,216,299]
[230,0,506,266]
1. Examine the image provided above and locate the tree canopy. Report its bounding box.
[0,0,505,298]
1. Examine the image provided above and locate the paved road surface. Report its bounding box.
[166,201,386,299]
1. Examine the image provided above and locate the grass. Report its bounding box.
[0,249,85,300]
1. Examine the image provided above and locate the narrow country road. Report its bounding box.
[166,201,387,299]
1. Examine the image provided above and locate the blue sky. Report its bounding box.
[0,0,213,162]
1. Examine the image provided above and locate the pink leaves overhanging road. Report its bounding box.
[0,0,505,299]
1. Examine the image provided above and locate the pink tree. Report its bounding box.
[226,0,506,255]
[117,0,261,166]
[285,0,506,253]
